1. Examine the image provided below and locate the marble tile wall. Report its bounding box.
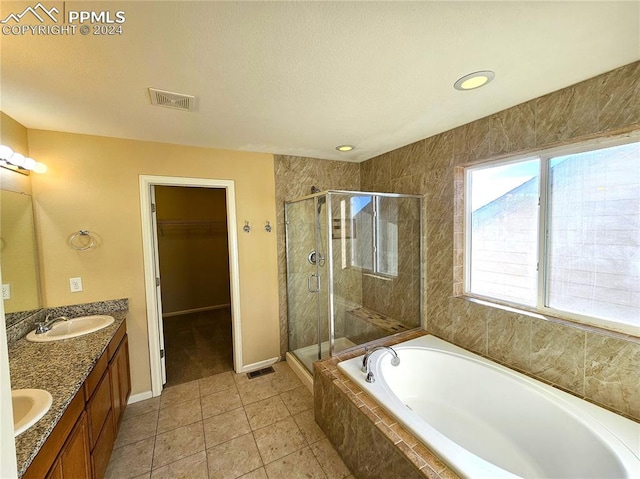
[274,156,360,357]
[358,60,640,422]
[274,61,640,421]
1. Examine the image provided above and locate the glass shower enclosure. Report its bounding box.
[285,190,423,373]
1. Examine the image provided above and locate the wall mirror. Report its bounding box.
[0,167,41,319]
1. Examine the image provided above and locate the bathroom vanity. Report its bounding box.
[10,311,130,479]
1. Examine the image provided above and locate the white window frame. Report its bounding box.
[464,131,640,336]
[350,195,399,279]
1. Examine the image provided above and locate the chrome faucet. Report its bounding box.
[361,346,400,383]
[35,314,68,334]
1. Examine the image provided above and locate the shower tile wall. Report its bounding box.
[273,61,640,421]
[274,156,360,357]
[359,61,640,422]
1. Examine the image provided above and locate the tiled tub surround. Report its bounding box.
[337,335,640,478]
[8,299,128,476]
[315,328,640,479]
[314,330,459,479]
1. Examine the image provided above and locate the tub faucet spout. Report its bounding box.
[361,346,400,383]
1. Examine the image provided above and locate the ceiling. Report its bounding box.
[1,1,638,163]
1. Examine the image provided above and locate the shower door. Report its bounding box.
[285,195,329,373]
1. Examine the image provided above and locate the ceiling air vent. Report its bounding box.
[148,88,195,112]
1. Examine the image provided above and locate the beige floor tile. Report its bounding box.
[106,437,155,479]
[157,397,202,434]
[199,371,236,396]
[130,474,151,479]
[238,467,268,479]
[280,386,313,415]
[160,379,200,409]
[293,410,326,445]
[114,410,159,449]
[253,417,307,464]
[270,367,304,393]
[152,422,205,469]
[244,395,290,430]
[123,396,161,421]
[238,378,279,405]
[207,433,263,479]
[203,407,251,448]
[310,438,351,479]
[201,386,242,419]
[264,447,327,479]
[150,451,208,479]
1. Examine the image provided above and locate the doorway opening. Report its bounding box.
[140,176,243,397]
[155,186,232,387]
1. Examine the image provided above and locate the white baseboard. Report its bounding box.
[286,352,313,393]
[237,357,279,374]
[162,304,231,318]
[128,390,154,404]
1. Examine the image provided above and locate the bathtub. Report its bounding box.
[337,335,640,479]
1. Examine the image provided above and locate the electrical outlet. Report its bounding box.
[2,284,10,300]
[69,277,83,292]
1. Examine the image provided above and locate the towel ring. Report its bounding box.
[70,230,95,250]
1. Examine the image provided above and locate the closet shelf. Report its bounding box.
[157,220,227,236]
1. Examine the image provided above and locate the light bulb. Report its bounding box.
[33,162,48,174]
[9,153,25,167]
[0,145,14,160]
[23,157,37,170]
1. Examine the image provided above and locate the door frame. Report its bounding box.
[139,175,243,397]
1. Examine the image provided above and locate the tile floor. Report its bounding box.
[106,361,353,479]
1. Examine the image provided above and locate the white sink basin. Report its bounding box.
[26,315,115,342]
[12,389,53,437]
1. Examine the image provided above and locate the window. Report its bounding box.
[465,137,640,333]
[351,195,398,277]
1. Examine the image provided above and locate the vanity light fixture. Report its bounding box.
[336,145,354,152]
[0,144,47,173]
[454,70,495,91]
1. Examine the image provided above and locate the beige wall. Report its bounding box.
[155,186,231,314]
[360,61,640,421]
[27,130,279,395]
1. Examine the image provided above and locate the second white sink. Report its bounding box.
[13,389,53,437]
[26,315,115,342]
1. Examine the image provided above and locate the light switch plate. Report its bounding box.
[2,284,10,299]
[70,277,83,292]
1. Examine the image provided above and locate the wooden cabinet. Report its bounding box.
[110,335,131,433]
[45,413,91,479]
[25,320,130,479]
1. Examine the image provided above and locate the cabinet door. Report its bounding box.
[45,459,63,479]
[59,412,91,479]
[110,335,131,432]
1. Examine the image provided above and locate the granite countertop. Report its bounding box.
[9,310,127,477]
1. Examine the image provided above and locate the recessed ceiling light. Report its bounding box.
[336,145,354,152]
[454,70,495,91]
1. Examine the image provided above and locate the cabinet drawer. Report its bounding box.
[84,350,108,400]
[91,410,115,479]
[86,370,112,449]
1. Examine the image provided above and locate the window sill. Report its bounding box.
[456,294,640,343]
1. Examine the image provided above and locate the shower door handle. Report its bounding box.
[308,273,320,293]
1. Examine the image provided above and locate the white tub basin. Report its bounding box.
[12,389,53,437]
[26,315,114,342]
